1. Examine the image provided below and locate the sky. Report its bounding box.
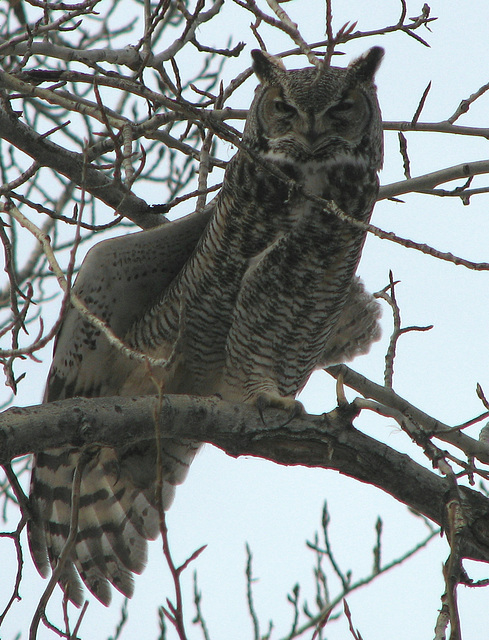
[2,1,489,639]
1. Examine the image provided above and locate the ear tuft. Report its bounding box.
[251,50,286,84]
[349,46,384,82]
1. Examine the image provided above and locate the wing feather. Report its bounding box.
[29,208,211,605]
[46,208,211,402]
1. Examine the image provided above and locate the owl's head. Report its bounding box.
[244,47,384,168]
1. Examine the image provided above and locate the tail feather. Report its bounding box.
[28,518,50,578]
[73,551,113,605]
[29,448,77,577]
[28,441,200,605]
[57,560,86,608]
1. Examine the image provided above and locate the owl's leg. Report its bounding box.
[217,238,306,417]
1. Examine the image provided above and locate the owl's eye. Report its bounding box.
[273,99,297,116]
[328,97,356,117]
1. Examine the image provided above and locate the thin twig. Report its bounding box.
[246,543,261,640]
[411,81,432,126]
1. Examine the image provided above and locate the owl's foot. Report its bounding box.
[255,392,304,427]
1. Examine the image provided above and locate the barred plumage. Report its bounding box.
[29,47,383,605]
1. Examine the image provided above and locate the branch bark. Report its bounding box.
[3,394,489,564]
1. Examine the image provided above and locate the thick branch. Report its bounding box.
[2,394,489,563]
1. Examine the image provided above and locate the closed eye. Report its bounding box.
[273,99,297,116]
[328,98,355,116]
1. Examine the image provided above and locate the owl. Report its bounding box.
[28,47,384,606]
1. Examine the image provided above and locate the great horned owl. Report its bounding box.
[28,48,384,605]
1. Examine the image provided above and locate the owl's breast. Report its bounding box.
[295,155,377,220]
[279,159,336,225]
[300,160,333,196]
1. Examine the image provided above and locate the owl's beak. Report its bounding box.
[300,129,328,154]
[304,129,318,146]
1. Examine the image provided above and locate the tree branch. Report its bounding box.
[0,103,162,229]
[384,120,489,139]
[2,394,489,564]
[379,160,489,200]
[327,364,489,464]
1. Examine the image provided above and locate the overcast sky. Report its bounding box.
[2,1,489,638]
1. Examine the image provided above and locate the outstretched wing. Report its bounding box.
[29,208,210,605]
[46,208,212,402]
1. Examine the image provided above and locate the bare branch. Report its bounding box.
[448,80,489,124]
[411,81,432,126]
[152,0,225,65]
[384,120,489,138]
[327,364,489,465]
[379,160,489,200]
[2,393,489,564]
[0,103,160,228]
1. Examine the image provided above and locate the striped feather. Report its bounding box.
[28,443,196,605]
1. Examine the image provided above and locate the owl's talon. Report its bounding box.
[257,401,267,426]
[255,392,304,427]
[283,400,305,426]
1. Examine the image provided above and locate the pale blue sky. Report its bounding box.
[2,1,489,638]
